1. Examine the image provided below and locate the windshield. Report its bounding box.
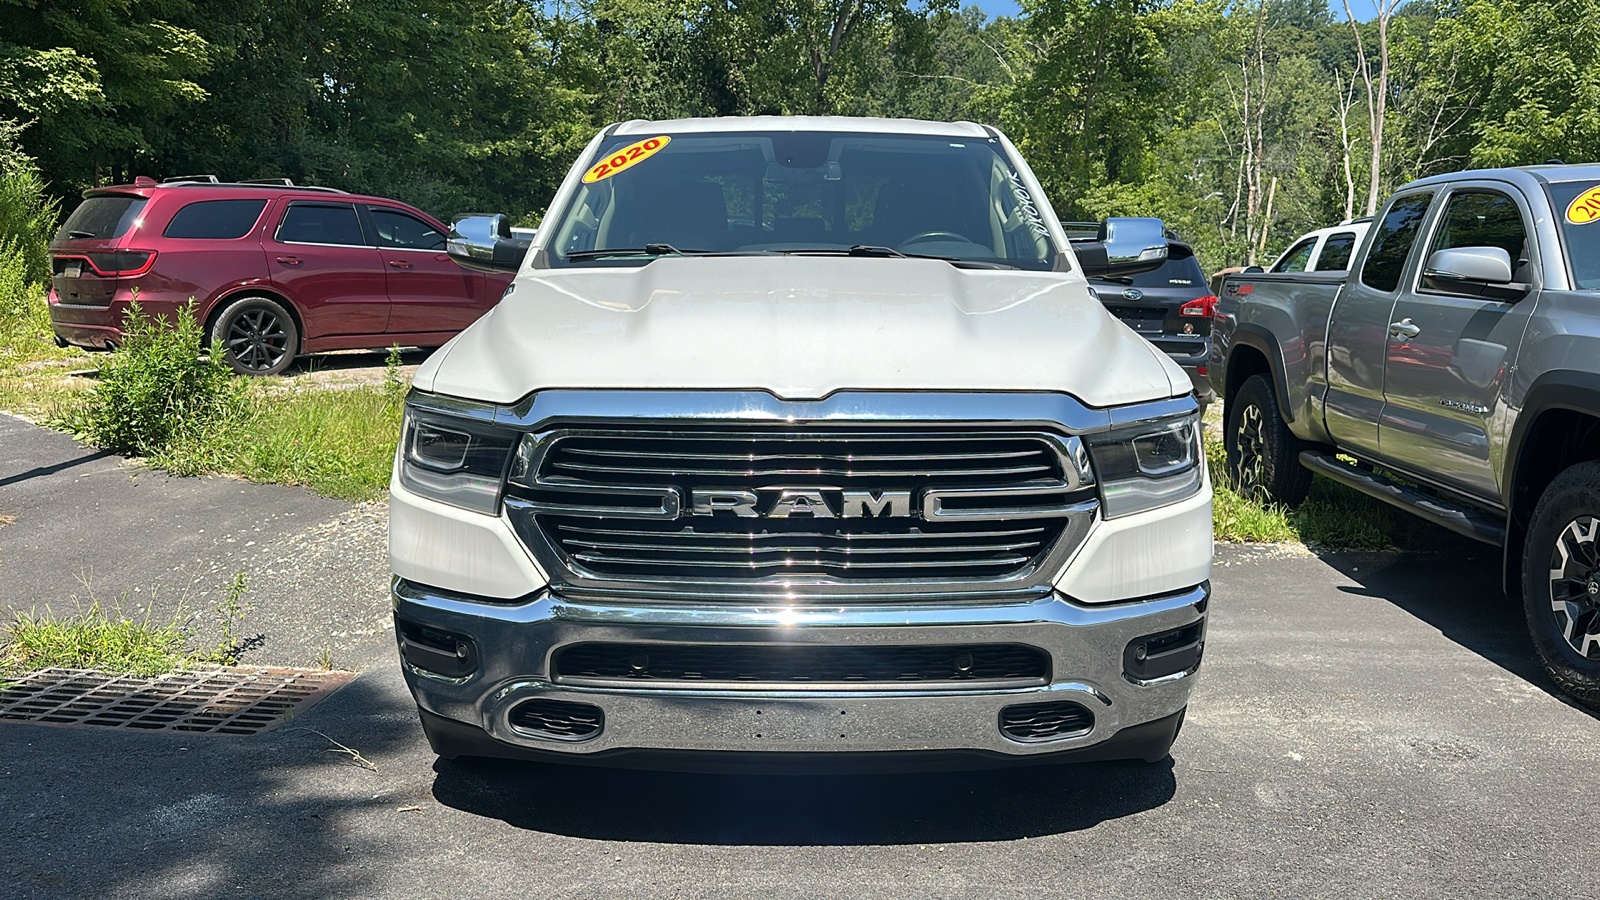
[545,130,1058,270]
[1549,181,1600,290]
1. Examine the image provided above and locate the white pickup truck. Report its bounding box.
[387,117,1213,769]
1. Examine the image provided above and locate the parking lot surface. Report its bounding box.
[3,418,1598,899]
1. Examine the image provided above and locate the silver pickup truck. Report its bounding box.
[1210,164,1600,709]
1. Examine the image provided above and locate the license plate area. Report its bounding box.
[62,262,82,279]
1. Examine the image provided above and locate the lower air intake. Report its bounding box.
[999,700,1094,742]
[508,698,604,741]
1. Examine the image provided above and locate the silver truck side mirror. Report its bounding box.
[1425,247,1513,285]
[1073,217,1170,277]
[448,214,531,273]
[1423,246,1530,301]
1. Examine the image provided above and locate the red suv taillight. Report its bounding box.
[54,251,158,278]
[1180,294,1217,318]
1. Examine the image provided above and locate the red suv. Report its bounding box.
[48,177,514,376]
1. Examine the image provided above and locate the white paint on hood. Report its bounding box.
[415,256,1188,407]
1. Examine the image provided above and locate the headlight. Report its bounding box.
[398,406,518,514]
[1085,412,1203,518]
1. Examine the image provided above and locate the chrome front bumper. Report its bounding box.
[393,579,1207,761]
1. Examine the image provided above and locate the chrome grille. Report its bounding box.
[505,428,1097,595]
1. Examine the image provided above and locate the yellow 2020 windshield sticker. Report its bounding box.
[583,136,671,184]
[1568,186,1600,225]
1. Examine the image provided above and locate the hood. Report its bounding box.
[416,256,1188,407]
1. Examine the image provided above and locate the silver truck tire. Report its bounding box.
[1224,374,1311,505]
[1522,461,1600,712]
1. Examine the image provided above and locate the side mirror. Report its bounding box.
[1423,246,1527,300]
[1425,246,1512,284]
[1242,265,1265,274]
[447,214,531,273]
[1074,217,1170,278]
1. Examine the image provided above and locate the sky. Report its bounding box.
[963,0,1385,23]
[970,0,1022,17]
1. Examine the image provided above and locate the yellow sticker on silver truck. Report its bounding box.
[1567,186,1600,225]
[583,136,671,183]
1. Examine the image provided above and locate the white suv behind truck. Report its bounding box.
[388,117,1213,769]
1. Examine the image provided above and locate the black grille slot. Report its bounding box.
[999,700,1095,741]
[508,429,1091,586]
[507,699,603,740]
[542,518,1061,579]
[554,643,1050,689]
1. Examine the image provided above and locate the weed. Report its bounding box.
[383,343,406,404]
[209,572,261,663]
[314,647,334,670]
[66,301,245,464]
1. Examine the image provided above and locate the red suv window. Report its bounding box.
[163,199,268,239]
[276,202,367,246]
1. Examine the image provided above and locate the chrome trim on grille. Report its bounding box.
[504,427,1100,599]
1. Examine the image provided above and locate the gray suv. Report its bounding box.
[1210,164,1600,709]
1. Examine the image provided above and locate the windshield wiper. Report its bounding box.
[67,230,97,239]
[565,245,780,261]
[902,253,1016,270]
[771,246,1015,269]
[566,243,697,260]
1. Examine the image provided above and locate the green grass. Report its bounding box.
[225,386,403,501]
[1,575,256,677]
[1207,426,1466,551]
[1206,433,1298,542]
[1,602,200,677]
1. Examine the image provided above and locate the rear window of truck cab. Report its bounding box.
[546,130,1059,271]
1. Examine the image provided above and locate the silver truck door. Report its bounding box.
[1324,191,1437,455]
[1377,184,1538,500]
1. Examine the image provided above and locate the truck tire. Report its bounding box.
[1224,373,1311,505]
[1521,461,1600,712]
[211,295,298,377]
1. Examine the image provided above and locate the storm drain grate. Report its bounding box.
[0,667,353,735]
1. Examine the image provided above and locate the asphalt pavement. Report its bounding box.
[2,416,1598,899]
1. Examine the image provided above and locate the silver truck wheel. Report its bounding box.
[1523,462,1600,711]
[1224,374,1311,505]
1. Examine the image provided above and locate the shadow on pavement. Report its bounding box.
[4,673,419,900]
[431,754,1176,844]
[1312,546,1587,709]
[0,449,115,488]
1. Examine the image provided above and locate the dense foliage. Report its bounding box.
[2,0,1595,268]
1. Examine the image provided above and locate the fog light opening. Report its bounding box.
[1123,620,1204,684]
[397,618,479,680]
